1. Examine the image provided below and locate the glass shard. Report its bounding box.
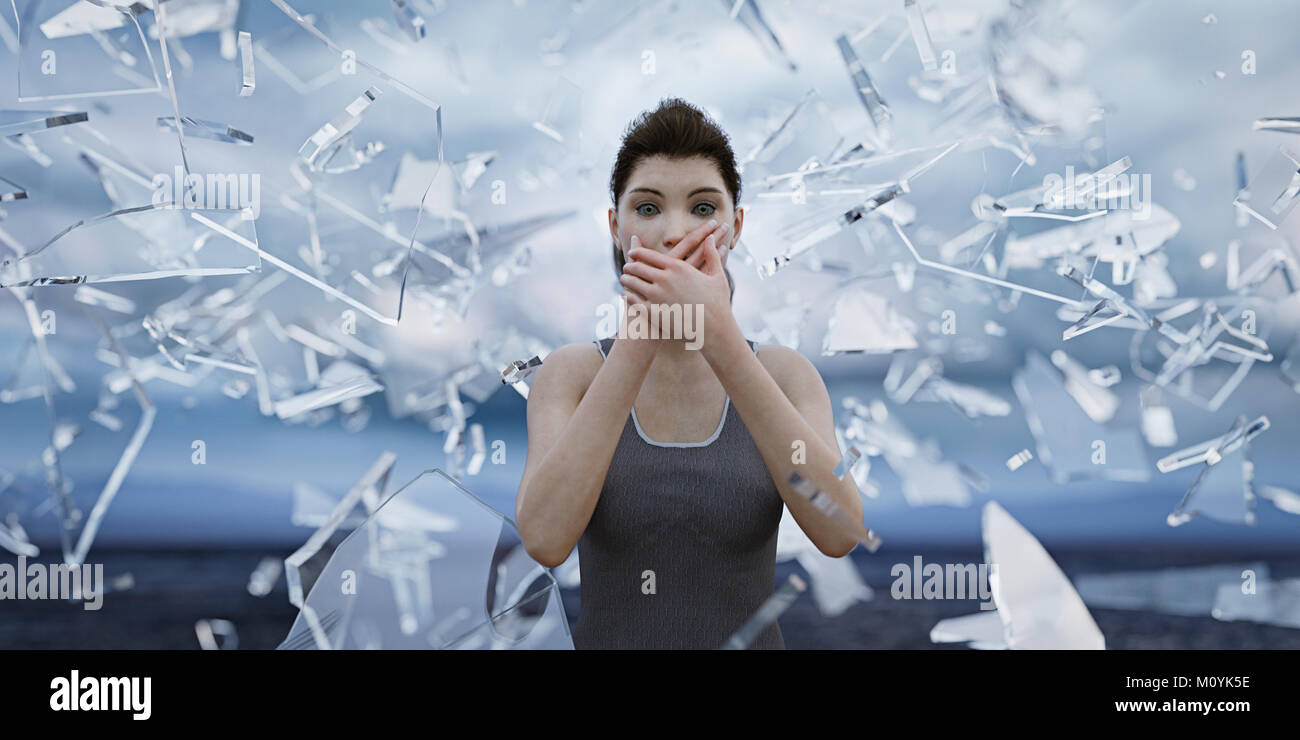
[13,0,162,101]
[237,30,255,96]
[821,288,917,355]
[279,469,572,649]
[1165,416,1265,527]
[1005,449,1033,471]
[982,500,1105,649]
[299,87,383,168]
[1233,146,1300,229]
[1012,351,1149,484]
[156,116,253,145]
[722,573,805,649]
[0,109,89,136]
[903,0,938,72]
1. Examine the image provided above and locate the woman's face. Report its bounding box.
[609,155,743,266]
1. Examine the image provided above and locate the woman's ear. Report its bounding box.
[730,207,744,249]
[607,207,621,251]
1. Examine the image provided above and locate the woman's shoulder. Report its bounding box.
[753,342,823,396]
[526,341,604,401]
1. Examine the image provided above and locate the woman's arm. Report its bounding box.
[700,315,865,557]
[514,336,657,568]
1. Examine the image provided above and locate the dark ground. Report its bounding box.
[2,546,1298,649]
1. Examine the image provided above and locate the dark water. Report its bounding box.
[2,547,1298,649]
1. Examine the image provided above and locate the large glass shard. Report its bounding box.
[279,469,572,649]
[12,0,161,101]
[1233,146,1300,229]
[1074,563,1269,616]
[1012,351,1149,484]
[0,204,260,287]
[821,288,917,355]
[982,500,1104,649]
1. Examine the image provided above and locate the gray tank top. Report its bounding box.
[572,336,787,649]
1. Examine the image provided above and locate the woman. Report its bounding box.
[515,98,864,649]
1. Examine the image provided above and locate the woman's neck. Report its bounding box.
[647,339,714,380]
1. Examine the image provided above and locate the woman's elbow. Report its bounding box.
[522,537,568,569]
[517,517,568,568]
[814,534,858,558]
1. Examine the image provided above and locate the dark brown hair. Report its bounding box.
[609,98,739,299]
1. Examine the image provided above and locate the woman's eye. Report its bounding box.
[635,204,658,217]
[694,203,717,217]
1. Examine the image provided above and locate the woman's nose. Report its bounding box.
[660,215,693,250]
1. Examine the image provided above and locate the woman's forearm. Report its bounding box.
[517,338,657,565]
[700,312,863,556]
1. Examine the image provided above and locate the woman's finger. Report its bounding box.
[619,273,655,298]
[622,288,648,308]
[679,220,731,265]
[627,247,672,270]
[622,261,664,285]
[667,219,724,261]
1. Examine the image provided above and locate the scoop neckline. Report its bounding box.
[631,396,729,448]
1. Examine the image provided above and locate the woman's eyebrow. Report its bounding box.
[627,186,723,197]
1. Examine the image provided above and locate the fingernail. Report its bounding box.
[708,219,718,228]
[720,222,731,233]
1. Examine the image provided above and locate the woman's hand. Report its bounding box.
[618,220,733,343]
